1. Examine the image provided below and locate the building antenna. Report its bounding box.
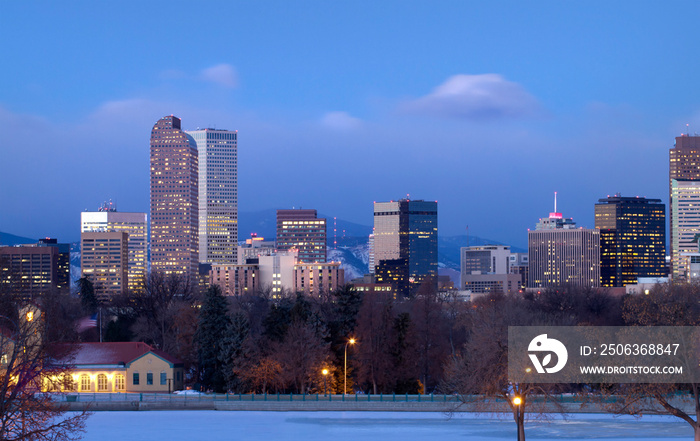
[554,191,558,213]
[333,217,337,249]
[687,123,690,136]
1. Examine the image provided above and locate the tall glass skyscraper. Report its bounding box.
[150,115,199,280]
[186,128,238,264]
[373,199,437,296]
[670,135,700,280]
[595,195,666,287]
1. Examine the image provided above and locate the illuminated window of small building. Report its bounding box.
[80,374,91,392]
[97,374,108,391]
[115,375,125,391]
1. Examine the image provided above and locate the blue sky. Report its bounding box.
[1,1,699,248]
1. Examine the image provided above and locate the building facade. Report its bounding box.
[459,245,520,294]
[373,199,438,296]
[670,180,700,280]
[594,195,666,287]
[528,211,600,289]
[293,262,344,297]
[209,264,259,296]
[80,231,129,300]
[185,128,238,265]
[669,135,700,280]
[81,210,148,292]
[0,244,59,298]
[150,115,199,280]
[276,209,327,263]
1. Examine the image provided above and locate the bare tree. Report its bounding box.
[272,321,329,394]
[355,290,395,394]
[0,306,89,440]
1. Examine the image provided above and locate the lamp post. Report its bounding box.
[513,396,522,441]
[322,369,328,396]
[344,338,355,395]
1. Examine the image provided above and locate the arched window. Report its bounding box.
[97,374,108,391]
[115,375,125,391]
[80,374,91,392]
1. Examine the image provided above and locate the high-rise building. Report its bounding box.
[459,245,521,294]
[185,128,238,264]
[80,231,128,300]
[528,206,600,289]
[37,238,71,293]
[671,181,700,280]
[373,199,438,296]
[276,209,327,263]
[670,135,700,280]
[0,243,59,298]
[595,195,666,287]
[150,115,199,280]
[81,208,148,292]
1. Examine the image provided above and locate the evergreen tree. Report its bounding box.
[195,285,231,392]
[218,311,252,392]
[77,276,99,313]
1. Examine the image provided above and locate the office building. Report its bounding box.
[37,238,71,293]
[0,243,59,298]
[276,209,327,263]
[185,128,238,264]
[595,195,666,287]
[210,264,259,296]
[81,208,148,292]
[460,245,520,294]
[150,115,199,280]
[237,234,276,264]
[373,199,438,296]
[670,135,700,280]
[80,231,129,300]
[528,208,600,289]
[293,262,344,297]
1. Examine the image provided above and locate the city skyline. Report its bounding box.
[3,2,700,249]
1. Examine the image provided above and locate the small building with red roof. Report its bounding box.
[58,342,184,393]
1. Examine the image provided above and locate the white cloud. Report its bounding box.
[320,111,362,130]
[401,74,541,120]
[200,64,238,88]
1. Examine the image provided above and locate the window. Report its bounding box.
[160,372,167,385]
[177,371,181,382]
[97,374,108,391]
[133,372,139,385]
[115,375,125,391]
[80,374,91,392]
[147,372,153,385]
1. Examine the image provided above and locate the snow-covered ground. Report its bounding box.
[80,411,693,440]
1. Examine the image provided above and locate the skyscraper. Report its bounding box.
[373,199,438,296]
[81,207,148,292]
[185,128,238,264]
[595,195,666,287]
[80,231,129,300]
[670,135,700,280]
[276,209,327,263]
[528,206,600,289]
[150,115,199,280]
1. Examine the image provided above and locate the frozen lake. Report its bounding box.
[80,411,694,440]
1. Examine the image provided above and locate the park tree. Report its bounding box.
[442,292,563,441]
[195,285,231,392]
[77,276,98,313]
[354,290,395,394]
[0,304,89,440]
[273,320,330,394]
[604,283,700,441]
[219,311,254,392]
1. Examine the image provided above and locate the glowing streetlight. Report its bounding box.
[344,338,356,395]
[513,396,523,441]
[322,368,329,396]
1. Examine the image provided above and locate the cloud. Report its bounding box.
[320,111,362,130]
[401,74,541,120]
[200,64,238,88]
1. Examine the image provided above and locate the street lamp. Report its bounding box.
[344,338,356,395]
[322,369,328,396]
[513,396,522,441]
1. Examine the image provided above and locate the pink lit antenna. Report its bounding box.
[554,191,558,213]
